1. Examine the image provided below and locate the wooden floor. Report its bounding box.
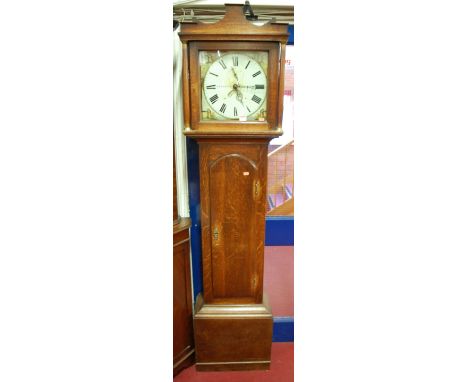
[174,342,294,381]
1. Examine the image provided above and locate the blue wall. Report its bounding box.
[273,317,294,342]
[186,137,203,300]
[287,25,294,45]
[265,216,294,246]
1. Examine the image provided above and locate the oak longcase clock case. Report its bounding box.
[179,3,288,371]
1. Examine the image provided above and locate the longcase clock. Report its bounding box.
[179,3,288,371]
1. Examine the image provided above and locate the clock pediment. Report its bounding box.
[178,4,289,43]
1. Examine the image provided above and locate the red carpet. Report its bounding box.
[263,246,294,317]
[174,342,294,381]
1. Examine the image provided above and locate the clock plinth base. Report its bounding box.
[193,293,273,371]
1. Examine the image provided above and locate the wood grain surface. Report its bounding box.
[199,140,268,304]
[173,219,195,376]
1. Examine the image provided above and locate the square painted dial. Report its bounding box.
[199,51,268,122]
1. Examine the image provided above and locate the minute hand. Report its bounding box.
[231,67,239,82]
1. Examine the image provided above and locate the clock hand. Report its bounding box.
[231,67,239,83]
[235,88,244,105]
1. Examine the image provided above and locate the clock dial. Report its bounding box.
[199,51,268,121]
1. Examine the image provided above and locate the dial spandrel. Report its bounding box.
[200,51,268,121]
